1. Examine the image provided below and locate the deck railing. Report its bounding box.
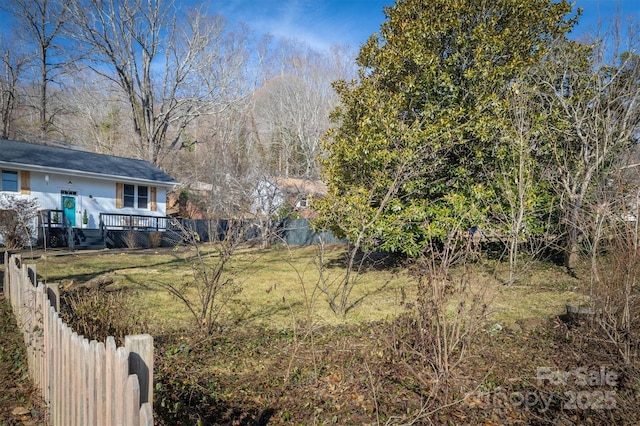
[39,210,74,249]
[100,213,168,231]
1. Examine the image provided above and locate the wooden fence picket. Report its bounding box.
[2,253,154,425]
[95,341,106,425]
[87,340,97,426]
[124,375,141,426]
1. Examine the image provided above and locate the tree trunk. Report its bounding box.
[564,199,581,270]
[40,45,48,137]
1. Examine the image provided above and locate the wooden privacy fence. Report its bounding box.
[3,252,153,425]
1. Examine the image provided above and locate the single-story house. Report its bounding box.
[0,139,178,249]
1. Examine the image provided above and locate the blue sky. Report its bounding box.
[0,1,636,52]
[205,0,389,50]
[204,0,639,51]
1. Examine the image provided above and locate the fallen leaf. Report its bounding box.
[11,406,30,416]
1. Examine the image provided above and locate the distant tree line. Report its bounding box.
[0,0,356,218]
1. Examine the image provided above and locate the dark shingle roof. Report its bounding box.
[0,139,177,185]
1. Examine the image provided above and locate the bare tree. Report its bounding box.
[534,30,640,270]
[490,81,551,284]
[67,0,248,166]
[0,35,30,139]
[1,0,73,138]
[251,40,347,179]
[188,102,259,217]
[56,70,129,155]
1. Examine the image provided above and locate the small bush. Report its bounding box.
[0,194,39,249]
[149,231,162,248]
[59,288,149,345]
[122,231,139,249]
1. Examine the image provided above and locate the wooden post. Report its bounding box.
[46,283,60,312]
[71,332,80,424]
[125,334,154,406]
[63,325,72,425]
[2,250,7,294]
[80,338,90,425]
[140,403,153,426]
[49,309,59,423]
[47,211,51,247]
[113,347,129,426]
[87,340,97,426]
[55,319,64,425]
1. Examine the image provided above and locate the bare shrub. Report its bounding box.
[411,234,490,380]
[122,230,139,249]
[590,210,640,364]
[0,194,39,249]
[382,193,491,399]
[314,237,380,317]
[578,162,640,365]
[60,288,149,346]
[149,231,162,248]
[162,218,248,334]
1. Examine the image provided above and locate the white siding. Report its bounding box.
[20,171,170,229]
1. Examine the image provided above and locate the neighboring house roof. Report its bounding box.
[274,177,328,196]
[0,139,177,186]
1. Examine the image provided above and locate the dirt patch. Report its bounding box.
[150,317,640,425]
[0,293,47,425]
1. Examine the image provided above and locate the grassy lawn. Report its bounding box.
[27,244,582,333]
[17,244,639,425]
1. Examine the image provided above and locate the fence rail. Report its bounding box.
[3,251,153,425]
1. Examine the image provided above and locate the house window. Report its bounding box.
[138,186,148,209]
[118,183,153,210]
[123,184,135,208]
[1,170,18,192]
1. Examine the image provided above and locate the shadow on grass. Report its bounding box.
[235,300,304,325]
[323,248,405,271]
[34,254,188,287]
[343,278,395,316]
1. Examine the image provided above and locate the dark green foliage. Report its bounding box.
[316,0,578,256]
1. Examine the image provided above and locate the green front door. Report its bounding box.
[62,196,76,226]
